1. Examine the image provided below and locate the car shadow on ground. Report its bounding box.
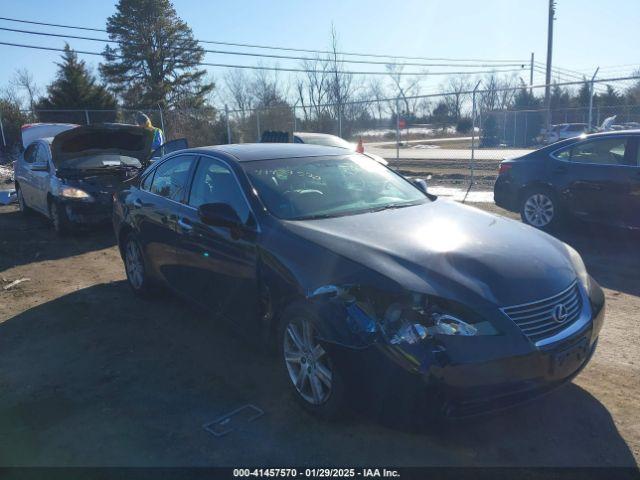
[0,206,116,272]
[552,220,640,296]
[0,281,636,467]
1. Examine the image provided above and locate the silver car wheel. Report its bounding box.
[283,317,332,405]
[524,193,554,227]
[124,239,144,290]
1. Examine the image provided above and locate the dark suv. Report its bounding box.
[494,131,640,230]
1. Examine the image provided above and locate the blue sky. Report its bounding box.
[0,0,638,97]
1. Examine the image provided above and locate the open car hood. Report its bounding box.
[51,124,153,167]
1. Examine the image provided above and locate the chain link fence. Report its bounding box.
[2,75,639,202]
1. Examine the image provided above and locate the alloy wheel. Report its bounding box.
[523,193,554,228]
[283,317,333,405]
[124,239,145,290]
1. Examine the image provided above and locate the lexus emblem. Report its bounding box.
[552,304,569,323]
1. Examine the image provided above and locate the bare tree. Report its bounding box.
[385,63,423,116]
[327,24,357,135]
[225,69,254,120]
[442,75,472,120]
[367,78,387,121]
[12,69,40,114]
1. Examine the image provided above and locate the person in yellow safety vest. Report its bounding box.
[136,112,165,151]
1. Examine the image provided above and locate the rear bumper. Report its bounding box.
[493,176,519,212]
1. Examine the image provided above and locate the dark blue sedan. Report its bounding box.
[494,130,640,230]
[113,143,604,419]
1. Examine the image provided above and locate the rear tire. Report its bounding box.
[49,200,71,235]
[278,302,348,420]
[122,234,156,297]
[520,187,562,231]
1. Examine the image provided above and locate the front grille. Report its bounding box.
[501,281,582,343]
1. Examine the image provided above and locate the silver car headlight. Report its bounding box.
[60,186,94,202]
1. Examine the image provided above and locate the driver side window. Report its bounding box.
[188,157,251,224]
[23,143,38,164]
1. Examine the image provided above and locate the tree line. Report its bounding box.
[2,0,640,151]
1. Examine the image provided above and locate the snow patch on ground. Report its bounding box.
[429,186,494,203]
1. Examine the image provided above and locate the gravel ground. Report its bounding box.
[0,202,638,468]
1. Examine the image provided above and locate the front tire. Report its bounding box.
[278,303,347,420]
[49,200,71,235]
[520,188,561,231]
[16,185,32,215]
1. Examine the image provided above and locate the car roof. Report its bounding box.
[186,143,351,162]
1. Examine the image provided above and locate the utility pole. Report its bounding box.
[529,52,535,94]
[544,0,556,132]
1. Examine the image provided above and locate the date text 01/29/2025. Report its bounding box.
[232,468,400,478]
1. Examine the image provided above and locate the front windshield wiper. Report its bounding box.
[368,201,422,213]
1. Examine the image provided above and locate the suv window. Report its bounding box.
[149,155,194,201]
[188,157,251,224]
[23,143,38,164]
[555,137,630,166]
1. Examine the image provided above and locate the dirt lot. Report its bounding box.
[0,202,638,467]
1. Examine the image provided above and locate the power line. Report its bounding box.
[0,26,528,69]
[0,40,528,76]
[0,15,528,64]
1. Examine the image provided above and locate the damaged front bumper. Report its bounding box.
[308,281,605,418]
[60,196,113,226]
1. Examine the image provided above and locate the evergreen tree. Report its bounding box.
[36,44,117,124]
[599,85,622,107]
[100,0,213,108]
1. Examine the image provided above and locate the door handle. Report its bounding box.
[177,218,193,232]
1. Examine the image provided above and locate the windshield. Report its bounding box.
[298,134,354,150]
[242,154,428,220]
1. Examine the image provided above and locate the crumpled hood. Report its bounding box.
[282,199,577,307]
[51,124,153,166]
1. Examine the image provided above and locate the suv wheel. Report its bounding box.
[278,303,347,420]
[520,188,560,231]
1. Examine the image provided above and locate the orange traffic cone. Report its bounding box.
[356,137,364,153]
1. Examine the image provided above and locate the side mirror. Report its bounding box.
[30,163,48,172]
[412,178,428,194]
[198,202,242,228]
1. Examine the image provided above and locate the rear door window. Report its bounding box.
[149,155,194,202]
[555,138,631,166]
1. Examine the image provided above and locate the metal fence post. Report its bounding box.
[292,106,297,141]
[395,96,400,160]
[512,111,517,147]
[256,109,261,142]
[464,81,481,204]
[84,109,90,125]
[0,111,6,148]
[157,104,165,135]
[338,100,342,138]
[588,67,600,131]
[225,104,232,144]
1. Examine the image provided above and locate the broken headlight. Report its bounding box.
[381,293,497,345]
[60,186,94,202]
